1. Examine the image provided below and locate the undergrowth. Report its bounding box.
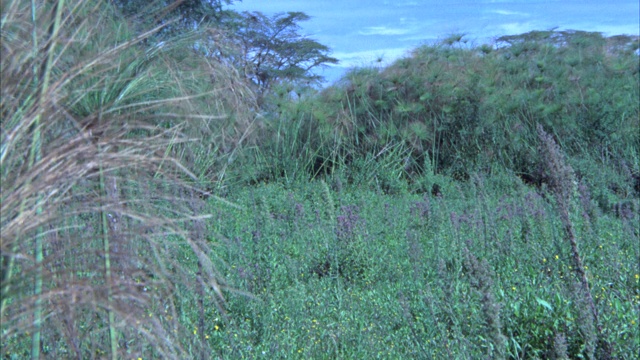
[203,168,638,358]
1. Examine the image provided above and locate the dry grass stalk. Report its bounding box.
[536,124,610,358]
[1,1,234,358]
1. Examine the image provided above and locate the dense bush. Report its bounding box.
[270,31,639,195]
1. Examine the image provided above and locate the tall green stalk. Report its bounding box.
[28,0,66,358]
[97,49,119,360]
[99,168,118,360]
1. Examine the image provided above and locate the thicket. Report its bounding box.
[261,31,639,203]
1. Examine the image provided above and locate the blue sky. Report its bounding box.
[226,1,640,85]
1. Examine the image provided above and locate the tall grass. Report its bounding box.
[190,169,638,358]
[1,1,236,358]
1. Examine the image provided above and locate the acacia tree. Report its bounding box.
[234,11,339,103]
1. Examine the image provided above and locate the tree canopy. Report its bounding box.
[233,11,338,102]
[111,0,235,36]
[110,2,339,107]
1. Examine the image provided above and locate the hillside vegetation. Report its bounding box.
[254,31,638,197]
[1,1,638,359]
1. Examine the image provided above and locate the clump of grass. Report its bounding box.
[1,1,233,358]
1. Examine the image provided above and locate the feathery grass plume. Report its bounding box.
[320,180,336,223]
[551,332,569,360]
[1,1,233,358]
[462,246,506,360]
[571,282,598,359]
[536,124,609,358]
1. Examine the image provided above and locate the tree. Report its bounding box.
[234,11,339,103]
[110,3,339,107]
[111,0,235,37]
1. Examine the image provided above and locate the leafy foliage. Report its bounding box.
[111,0,235,37]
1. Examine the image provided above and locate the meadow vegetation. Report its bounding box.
[1,1,638,359]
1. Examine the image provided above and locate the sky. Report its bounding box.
[226,0,640,85]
